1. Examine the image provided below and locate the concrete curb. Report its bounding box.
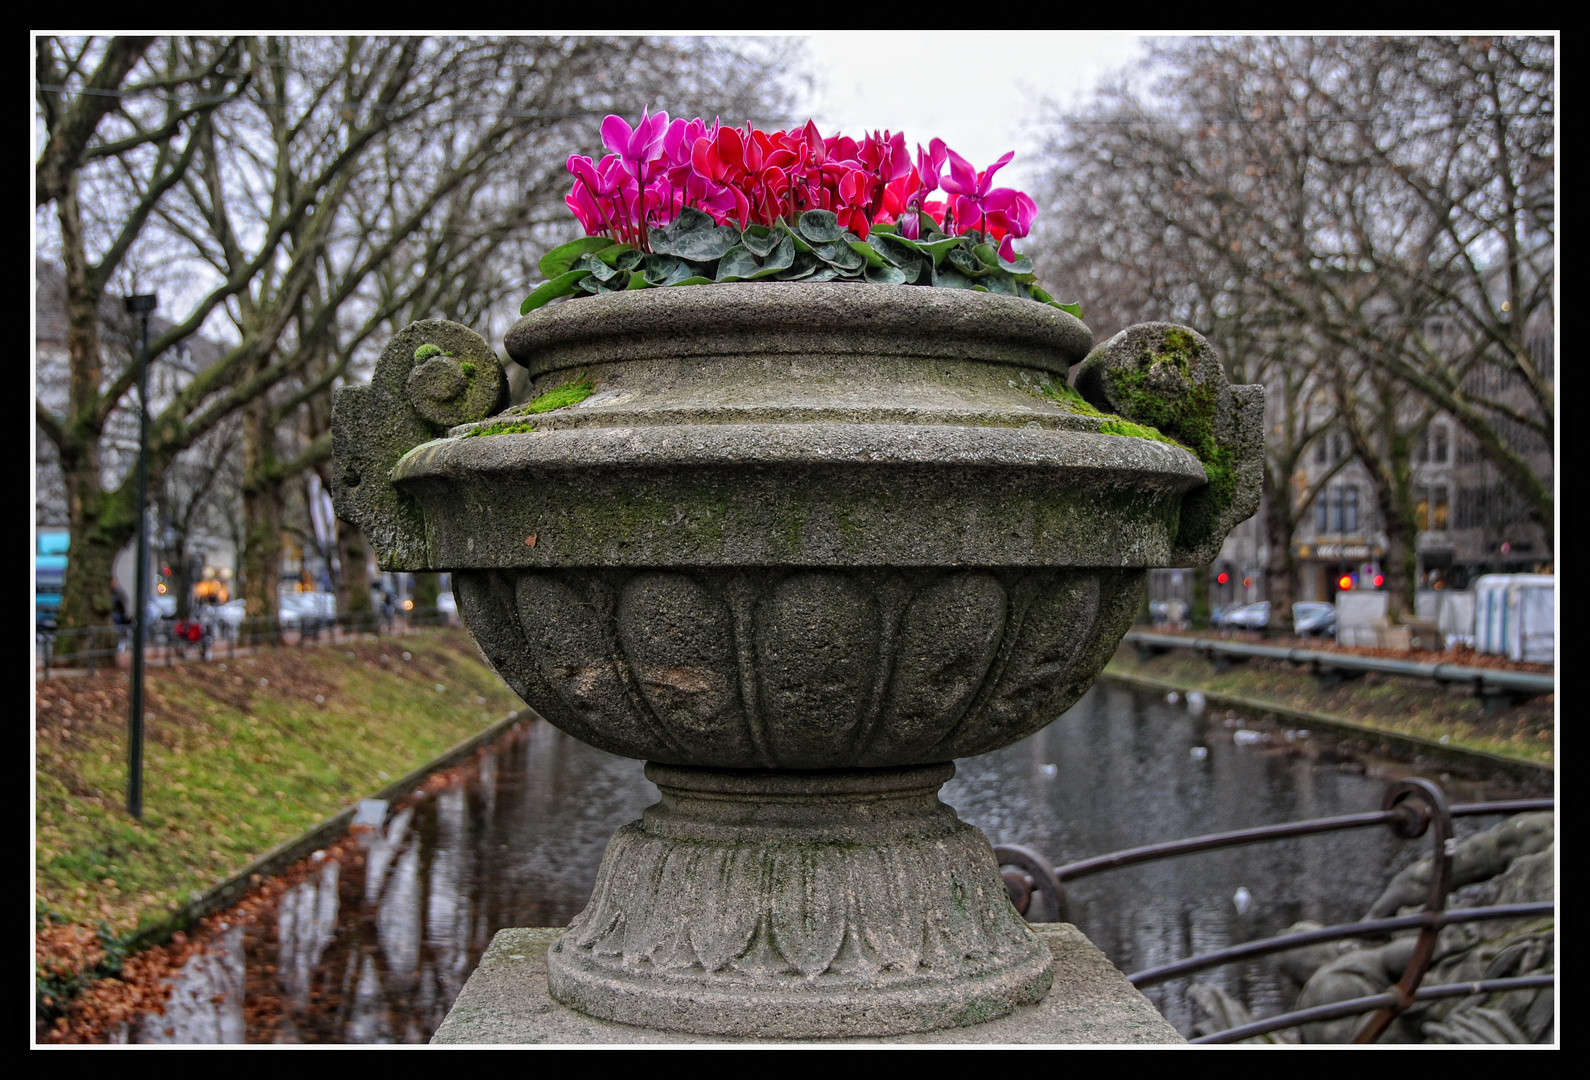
[123,708,531,952]
[1100,669,1552,780]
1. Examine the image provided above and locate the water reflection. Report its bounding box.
[139,685,1533,1042]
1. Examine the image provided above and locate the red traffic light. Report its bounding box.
[1373,574,1385,588]
[1337,574,1354,591]
[1216,572,1229,585]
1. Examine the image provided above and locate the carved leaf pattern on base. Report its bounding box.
[557,821,1041,988]
[454,566,1145,769]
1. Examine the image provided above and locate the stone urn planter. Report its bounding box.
[331,283,1261,1039]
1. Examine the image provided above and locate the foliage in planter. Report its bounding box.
[521,112,1082,317]
[522,209,1083,316]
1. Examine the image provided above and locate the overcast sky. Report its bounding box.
[801,32,1148,191]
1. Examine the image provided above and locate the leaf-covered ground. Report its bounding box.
[1105,644,1554,765]
[34,629,522,940]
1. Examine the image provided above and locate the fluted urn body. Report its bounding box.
[332,283,1261,1037]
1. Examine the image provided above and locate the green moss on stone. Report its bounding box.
[1041,381,1107,418]
[460,361,477,378]
[1045,379,1188,451]
[463,418,539,438]
[1097,418,1179,445]
[414,343,445,362]
[527,378,596,414]
[1101,328,1236,552]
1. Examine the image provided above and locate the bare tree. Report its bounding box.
[1030,36,1552,619]
[36,35,807,643]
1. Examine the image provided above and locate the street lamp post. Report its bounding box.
[125,293,157,819]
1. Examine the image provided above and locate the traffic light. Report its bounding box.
[1216,570,1229,585]
[1337,573,1355,591]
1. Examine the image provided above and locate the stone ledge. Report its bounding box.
[431,924,1184,1045]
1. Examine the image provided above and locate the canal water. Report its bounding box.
[130,680,1536,1043]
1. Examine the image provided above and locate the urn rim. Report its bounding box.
[503,281,1094,381]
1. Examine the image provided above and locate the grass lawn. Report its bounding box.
[1104,645,1554,766]
[35,628,523,939]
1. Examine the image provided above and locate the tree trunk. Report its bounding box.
[1263,490,1298,638]
[1379,494,1420,622]
[411,571,440,615]
[336,523,373,617]
[170,549,193,621]
[239,397,282,627]
[1191,562,1212,629]
[55,466,133,662]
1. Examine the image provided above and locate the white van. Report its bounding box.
[1473,574,1554,664]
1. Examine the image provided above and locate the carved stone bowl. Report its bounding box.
[331,283,1263,1036]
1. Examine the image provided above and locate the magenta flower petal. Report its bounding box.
[601,114,635,158]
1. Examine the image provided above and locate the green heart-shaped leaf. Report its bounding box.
[649,208,719,257]
[665,275,716,287]
[981,272,1019,296]
[741,225,780,258]
[931,263,978,289]
[812,240,865,271]
[774,251,821,280]
[849,239,893,268]
[671,225,740,262]
[596,244,640,269]
[747,234,796,277]
[716,245,762,282]
[576,253,619,282]
[864,264,908,285]
[640,254,683,286]
[946,246,989,276]
[777,220,815,253]
[797,209,844,242]
[915,234,966,265]
[1000,252,1036,276]
[539,236,617,279]
[520,269,594,314]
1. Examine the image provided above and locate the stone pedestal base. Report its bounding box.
[431,925,1184,1044]
[545,763,1052,1037]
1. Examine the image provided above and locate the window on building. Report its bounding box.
[1434,425,1448,463]
[1317,485,1361,534]
[1415,486,1451,531]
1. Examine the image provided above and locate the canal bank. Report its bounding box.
[35,629,525,1037]
[47,680,1547,1044]
[1102,643,1553,775]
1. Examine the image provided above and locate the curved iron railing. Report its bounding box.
[995,784,1554,1044]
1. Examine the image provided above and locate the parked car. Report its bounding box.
[1292,601,1337,638]
[279,590,337,627]
[1220,601,1270,629]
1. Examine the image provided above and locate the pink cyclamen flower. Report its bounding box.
[940,149,1016,234]
[602,108,670,186]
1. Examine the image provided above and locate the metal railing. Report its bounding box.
[36,607,459,678]
[995,781,1554,1044]
[1124,630,1555,705]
